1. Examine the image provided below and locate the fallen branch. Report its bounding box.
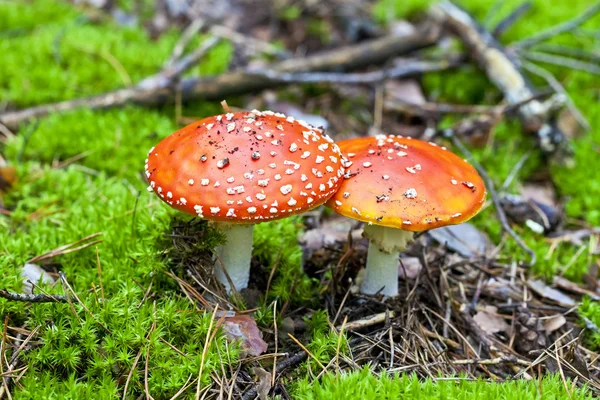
[513,2,600,49]
[0,26,439,130]
[443,129,537,266]
[246,57,461,84]
[429,1,568,156]
[0,289,67,303]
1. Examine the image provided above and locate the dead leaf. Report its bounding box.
[473,305,510,335]
[428,223,490,257]
[0,165,17,193]
[21,263,55,294]
[398,256,421,279]
[528,279,576,307]
[300,216,363,257]
[252,367,272,400]
[221,315,268,356]
[385,79,425,105]
[543,315,566,335]
[553,276,600,301]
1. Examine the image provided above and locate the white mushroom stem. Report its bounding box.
[361,224,414,297]
[214,223,254,292]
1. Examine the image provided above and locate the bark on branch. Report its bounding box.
[0,25,440,130]
[429,1,569,156]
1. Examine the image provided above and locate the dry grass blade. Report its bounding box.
[28,232,103,264]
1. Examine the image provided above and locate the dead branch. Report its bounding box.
[245,58,461,84]
[514,2,600,48]
[0,289,67,303]
[429,1,568,155]
[0,26,440,130]
[443,129,537,266]
[492,2,532,38]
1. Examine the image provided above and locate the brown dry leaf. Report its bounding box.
[528,279,576,307]
[221,315,268,356]
[428,223,490,257]
[385,79,426,105]
[521,182,558,209]
[252,367,272,400]
[398,256,422,279]
[543,315,566,335]
[473,305,510,335]
[0,165,17,193]
[553,276,600,301]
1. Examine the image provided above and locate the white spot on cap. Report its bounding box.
[451,179,458,185]
[289,143,298,152]
[226,123,235,132]
[280,184,293,195]
[227,177,235,183]
[382,175,390,180]
[274,174,282,181]
[301,174,308,182]
[188,179,195,186]
[288,198,297,206]
[226,208,236,217]
[404,188,417,199]
[167,192,173,199]
[343,192,350,198]
[335,200,342,206]
[194,205,204,217]
[256,193,266,200]
[210,207,220,215]
[270,207,278,213]
[201,179,209,186]
[316,156,325,164]
[258,179,269,187]
[247,207,257,214]
[301,151,311,159]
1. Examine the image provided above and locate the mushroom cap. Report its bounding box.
[326,135,486,231]
[145,110,345,223]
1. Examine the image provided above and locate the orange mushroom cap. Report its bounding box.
[326,135,486,231]
[145,110,345,223]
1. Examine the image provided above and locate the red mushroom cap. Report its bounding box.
[145,110,345,222]
[326,135,486,231]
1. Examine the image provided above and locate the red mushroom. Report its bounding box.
[326,134,486,296]
[145,110,345,292]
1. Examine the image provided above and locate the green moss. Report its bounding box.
[0,14,233,107]
[293,367,593,399]
[579,297,600,349]
[0,163,239,398]
[4,107,176,181]
[372,0,435,24]
[0,0,79,32]
[254,216,317,305]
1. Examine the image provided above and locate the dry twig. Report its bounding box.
[0,27,439,129]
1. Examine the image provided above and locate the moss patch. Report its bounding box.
[293,367,593,399]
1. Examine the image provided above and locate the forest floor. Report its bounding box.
[1,0,600,399]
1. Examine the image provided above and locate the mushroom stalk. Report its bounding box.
[361,225,414,296]
[214,224,254,292]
